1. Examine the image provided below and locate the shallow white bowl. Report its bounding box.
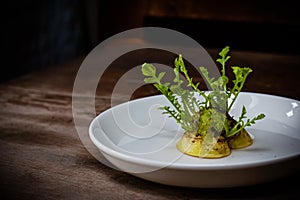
[89,92,300,188]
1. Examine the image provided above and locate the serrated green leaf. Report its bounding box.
[219,46,230,57]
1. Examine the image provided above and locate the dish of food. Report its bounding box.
[141,46,265,158]
[89,47,300,187]
[89,93,300,187]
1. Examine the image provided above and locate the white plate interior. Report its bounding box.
[90,92,300,171]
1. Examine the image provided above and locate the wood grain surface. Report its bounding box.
[1,48,300,199]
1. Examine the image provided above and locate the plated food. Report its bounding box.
[89,46,299,187]
[141,46,265,158]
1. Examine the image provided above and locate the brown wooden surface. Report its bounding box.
[1,46,300,199]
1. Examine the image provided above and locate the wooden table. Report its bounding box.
[1,46,300,199]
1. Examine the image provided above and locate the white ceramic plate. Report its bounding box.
[89,92,300,188]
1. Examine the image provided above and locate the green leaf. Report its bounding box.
[216,46,231,77]
[144,77,157,84]
[141,63,156,77]
[227,66,253,111]
[221,75,229,85]
[199,66,215,84]
[241,106,247,117]
[256,113,266,120]
[219,46,230,58]
[157,72,166,81]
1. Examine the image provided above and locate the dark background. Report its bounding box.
[2,0,299,82]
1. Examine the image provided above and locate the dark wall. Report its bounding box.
[2,0,89,82]
[2,0,299,82]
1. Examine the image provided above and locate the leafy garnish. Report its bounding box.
[141,46,265,137]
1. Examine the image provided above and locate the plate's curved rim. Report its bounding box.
[89,92,300,170]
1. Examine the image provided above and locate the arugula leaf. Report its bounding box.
[227,66,252,111]
[226,106,265,137]
[216,46,230,90]
[142,62,198,131]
